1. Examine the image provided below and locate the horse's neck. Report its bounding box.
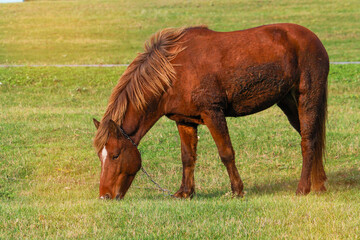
[121,104,162,145]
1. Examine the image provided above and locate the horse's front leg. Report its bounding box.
[201,110,244,197]
[174,122,198,199]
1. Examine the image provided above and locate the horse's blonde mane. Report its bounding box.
[94,27,187,152]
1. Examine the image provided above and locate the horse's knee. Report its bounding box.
[182,159,196,169]
[219,147,235,164]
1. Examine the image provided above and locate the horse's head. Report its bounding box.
[93,118,141,200]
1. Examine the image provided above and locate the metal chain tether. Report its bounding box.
[140,166,174,197]
[119,126,175,198]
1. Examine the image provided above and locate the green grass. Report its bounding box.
[1,65,359,239]
[1,0,360,239]
[0,0,359,64]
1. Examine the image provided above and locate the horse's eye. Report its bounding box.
[112,154,119,160]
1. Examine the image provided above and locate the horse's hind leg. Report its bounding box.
[174,122,198,198]
[201,110,244,196]
[296,71,327,195]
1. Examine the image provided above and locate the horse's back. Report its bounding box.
[167,24,328,117]
[178,23,327,73]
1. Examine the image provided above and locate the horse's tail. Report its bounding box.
[311,75,328,191]
[307,37,329,191]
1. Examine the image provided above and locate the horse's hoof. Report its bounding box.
[312,184,327,192]
[296,187,311,195]
[231,183,244,197]
[173,189,195,199]
[233,191,244,198]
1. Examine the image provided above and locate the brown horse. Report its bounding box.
[93,23,328,200]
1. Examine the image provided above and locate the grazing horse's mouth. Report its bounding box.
[99,193,111,200]
[99,194,122,200]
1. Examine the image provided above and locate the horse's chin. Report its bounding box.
[115,173,137,200]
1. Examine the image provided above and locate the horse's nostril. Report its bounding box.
[115,194,122,200]
[100,193,111,200]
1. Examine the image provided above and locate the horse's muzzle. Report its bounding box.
[99,193,111,200]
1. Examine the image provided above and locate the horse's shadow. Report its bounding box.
[194,167,359,199]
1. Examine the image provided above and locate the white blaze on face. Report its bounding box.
[101,146,108,177]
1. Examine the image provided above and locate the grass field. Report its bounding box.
[1,0,360,239]
[1,0,359,64]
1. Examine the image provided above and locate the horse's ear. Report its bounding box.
[93,118,100,129]
[108,119,122,139]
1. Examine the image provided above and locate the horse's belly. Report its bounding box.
[224,64,294,117]
[226,90,286,117]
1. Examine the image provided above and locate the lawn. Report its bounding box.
[0,0,359,64]
[1,0,359,239]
